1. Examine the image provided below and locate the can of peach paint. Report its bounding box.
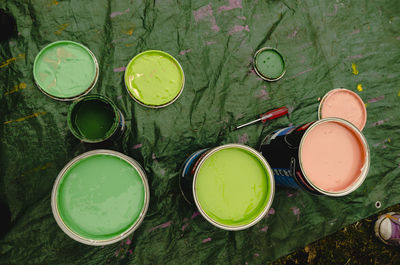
[259,118,370,196]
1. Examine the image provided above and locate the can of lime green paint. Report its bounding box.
[180,144,275,230]
[253,47,286,81]
[68,94,125,143]
[124,50,185,108]
[51,150,150,246]
[33,40,99,101]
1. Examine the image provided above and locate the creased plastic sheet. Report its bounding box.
[1,0,400,264]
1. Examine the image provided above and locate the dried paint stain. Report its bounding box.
[228,25,250,35]
[357,84,363,91]
[218,0,242,12]
[193,4,220,32]
[352,63,359,75]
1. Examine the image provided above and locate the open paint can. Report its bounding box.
[124,50,185,108]
[68,94,125,143]
[33,40,99,101]
[51,150,150,246]
[180,144,274,230]
[253,47,286,81]
[318,88,367,131]
[259,118,370,196]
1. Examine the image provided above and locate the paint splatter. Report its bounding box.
[126,238,131,245]
[110,8,130,18]
[3,112,47,125]
[357,84,363,91]
[397,36,400,41]
[291,206,301,221]
[148,221,172,232]
[202,237,212,243]
[55,24,68,35]
[191,211,200,219]
[260,226,268,232]
[133,144,142,149]
[193,4,220,32]
[398,90,400,97]
[367,95,384,103]
[347,54,363,60]
[238,133,249,144]
[4,83,27,96]
[265,207,275,218]
[181,223,189,231]
[235,113,244,120]
[0,53,25,68]
[288,27,298,39]
[373,138,391,149]
[228,25,250,35]
[126,28,134,35]
[350,29,360,35]
[351,63,359,75]
[179,49,192,55]
[128,249,133,255]
[237,16,246,20]
[113,66,126,72]
[370,118,389,127]
[254,253,260,257]
[160,168,166,176]
[255,89,270,101]
[218,0,242,12]
[289,68,312,79]
[287,191,298,197]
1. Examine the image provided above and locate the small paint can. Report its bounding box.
[67,94,125,143]
[124,50,185,108]
[318,88,367,131]
[253,47,286,81]
[180,144,275,230]
[374,212,400,246]
[33,40,99,101]
[259,118,370,196]
[51,150,150,246]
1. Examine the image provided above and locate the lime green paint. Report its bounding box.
[255,49,285,79]
[33,41,97,99]
[195,148,271,227]
[125,50,184,106]
[56,154,145,240]
[73,100,116,141]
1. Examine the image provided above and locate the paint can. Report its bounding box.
[51,150,150,246]
[67,94,125,143]
[180,144,275,230]
[259,118,370,196]
[253,47,286,81]
[33,40,99,101]
[124,50,185,108]
[318,88,367,131]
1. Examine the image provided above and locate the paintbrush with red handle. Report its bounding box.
[235,106,289,130]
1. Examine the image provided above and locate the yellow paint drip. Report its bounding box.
[0,54,25,68]
[357,84,363,91]
[352,63,359,75]
[398,90,400,97]
[388,138,391,143]
[3,112,47,125]
[55,24,68,35]
[4,83,27,96]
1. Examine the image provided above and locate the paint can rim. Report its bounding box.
[51,149,150,246]
[253,47,286,82]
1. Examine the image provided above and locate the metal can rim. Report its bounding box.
[51,149,150,246]
[298,118,370,196]
[253,47,286,82]
[124,50,185,108]
[33,40,99,101]
[192,144,275,231]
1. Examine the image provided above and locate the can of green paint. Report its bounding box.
[180,144,275,231]
[124,50,185,108]
[33,40,99,101]
[68,94,125,143]
[51,150,150,246]
[253,47,286,81]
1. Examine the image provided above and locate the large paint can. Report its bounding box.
[33,40,99,101]
[51,150,150,245]
[259,118,370,196]
[124,50,185,108]
[180,144,275,230]
[67,94,125,143]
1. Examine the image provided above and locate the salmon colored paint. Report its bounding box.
[320,89,367,131]
[300,121,366,192]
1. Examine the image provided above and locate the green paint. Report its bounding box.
[56,154,145,240]
[125,50,184,106]
[33,41,97,99]
[195,148,271,227]
[255,49,285,79]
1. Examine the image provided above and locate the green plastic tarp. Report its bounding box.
[1,0,400,264]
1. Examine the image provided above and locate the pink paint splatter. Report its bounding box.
[291,206,301,221]
[117,95,123,100]
[160,168,166,176]
[370,118,389,127]
[237,16,246,20]
[238,133,249,144]
[202,237,212,243]
[254,253,260,257]
[128,249,133,255]
[397,36,400,40]
[191,211,200,219]
[113,66,126,72]
[110,8,130,18]
[228,25,250,35]
[260,225,268,232]
[179,49,192,55]
[367,95,384,103]
[133,143,143,149]
[268,208,275,215]
[288,28,298,39]
[347,54,363,59]
[205,40,217,46]
[289,68,312,79]
[148,221,172,232]
[126,238,131,245]
[193,4,220,32]
[287,191,298,197]
[181,223,189,231]
[255,89,270,101]
[115,250,119,257]
[218,0,242,12]
[350,29,360,35]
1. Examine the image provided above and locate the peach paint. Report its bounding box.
[300,120,367,193]
[320,89,367,131]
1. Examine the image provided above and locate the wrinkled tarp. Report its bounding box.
[1,0,400,264]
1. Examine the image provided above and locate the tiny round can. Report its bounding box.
[124,50,185,108]
[259,118,370,196]
[33,40,99,101]
[180,144,275,231]
[67,94,125,143]
[253,47,286,81]
[51,150,150,246]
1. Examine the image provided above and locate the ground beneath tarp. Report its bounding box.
[1,0,399,264]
